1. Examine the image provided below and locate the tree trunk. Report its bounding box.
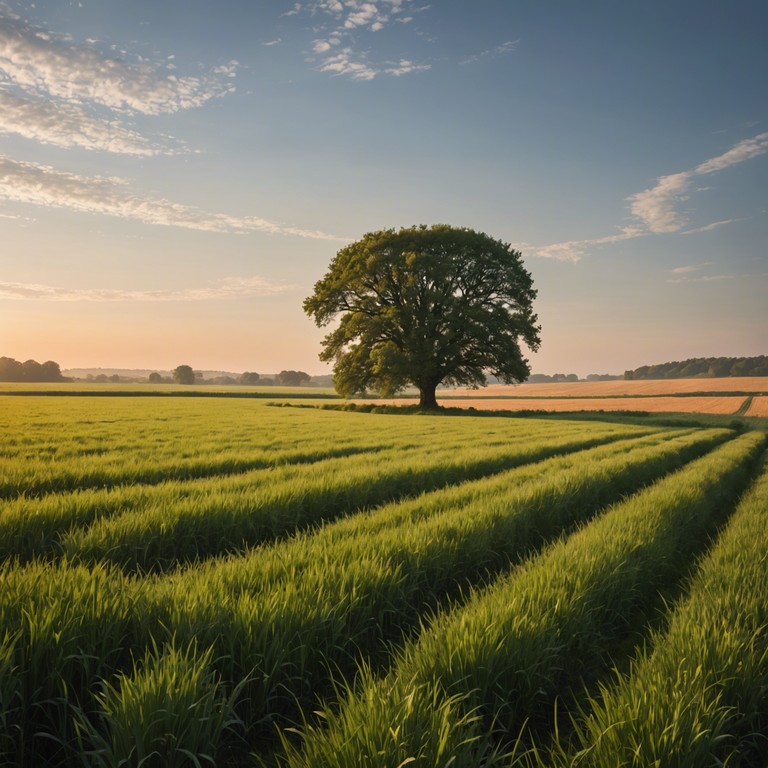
[418,383,439,411]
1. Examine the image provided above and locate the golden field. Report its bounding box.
[378,396,747,414]
[366,378,768,415]
[747,397,768,417]
[440,377,768,398]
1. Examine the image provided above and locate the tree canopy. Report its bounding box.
[304,224,541,409]
[172,364,195,385]
[0,356,65,382]
[276,370,311,386]
[624,356,768,380]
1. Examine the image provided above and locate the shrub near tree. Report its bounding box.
[304,224,541,409]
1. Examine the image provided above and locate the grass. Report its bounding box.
[1,395,765,766]
[276,432,765,767]
[535,451,768,767]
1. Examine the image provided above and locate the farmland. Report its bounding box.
[1,391,767,766]
[370,376,768,415]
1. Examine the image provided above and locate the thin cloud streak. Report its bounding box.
[666,274,736,284]
[0,276,298,302]
[681,219,738,235]
[628,131,768,233]
[525,227,643,263]
[0,156,346,240]
[459,39,519,65]
[532,131,768,261]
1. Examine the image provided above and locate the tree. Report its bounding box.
[276,370,311,386]
[40,360,65,382]
[173,364,195,385]
[148,372,163,384]
[304,224,541,409]
[240,371,260,385]
[0,357,23,381]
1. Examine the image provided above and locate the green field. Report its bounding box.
[1,394,767,766]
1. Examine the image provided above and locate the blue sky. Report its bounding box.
[1,0,766,377]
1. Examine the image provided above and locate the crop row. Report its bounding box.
[1,419,636,567]
[0,427,739,765]
[540,450,768,767]
[3,398,569,498]
[275,431,766,767]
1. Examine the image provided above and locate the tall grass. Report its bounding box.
[60,422,637,570]
[276,431,765,768]
[74,639,242,768]
[0,429,721,764]
[539,452,768,767]
[1,397,528,499]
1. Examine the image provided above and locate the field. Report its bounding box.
[1,392,768,766]
[747,396,768,417]
[368,376,768,416]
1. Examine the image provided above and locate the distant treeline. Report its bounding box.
[527,373,622,383]
[0,356,66,382]
[624,356,768,380]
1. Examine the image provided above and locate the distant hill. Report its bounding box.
[624,356,768,380]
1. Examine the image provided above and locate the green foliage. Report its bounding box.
[304,224,541,408]
[0,356,65,382]
[278,432,765,767]
[624,355,768,380]
[2,396,767,766]
[276,370,311,386]
[77,639,241,768]
[542,453,768,767]
[172,364,195,385]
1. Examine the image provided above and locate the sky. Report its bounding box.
[1,0,766,378]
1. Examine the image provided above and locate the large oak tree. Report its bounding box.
[304,224,541,409]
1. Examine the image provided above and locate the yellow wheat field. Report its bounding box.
[439,377,768,399]
[377,396,747,414]
[747,397,768,417]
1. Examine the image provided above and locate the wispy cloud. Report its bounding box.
[459,39,518,65]
[628,132,768,233]
[681,219,737,235]
[0,156,346,240]
[302,0,430,80]
[666,274,737,284]
[0,91,183,155]
[531,131,768,262]
[669,263,712,274]
[525,227,643,263]
[0,276,298,302]
[317,48,378,80]
[384,59,430,76]
[0,7,236,154]
[0,12,237,115]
